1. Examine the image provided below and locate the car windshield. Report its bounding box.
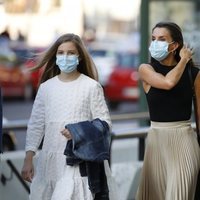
[12,48,31,64]
[116,53,139,69]
[89,49,115,58]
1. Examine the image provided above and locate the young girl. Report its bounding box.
[21,33,117,200]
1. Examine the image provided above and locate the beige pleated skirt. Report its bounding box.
[136,121,200,200]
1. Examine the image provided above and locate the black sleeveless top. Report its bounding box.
[145,61,199,122]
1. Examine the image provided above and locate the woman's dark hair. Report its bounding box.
[151,21,184,64]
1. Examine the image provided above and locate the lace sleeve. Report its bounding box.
[90,82,112,130]
[25,84,45,152]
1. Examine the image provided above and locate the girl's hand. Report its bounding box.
[21,158,34,183]
[61,128,72,140]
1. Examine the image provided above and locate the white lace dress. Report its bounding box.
[25,74,118,200]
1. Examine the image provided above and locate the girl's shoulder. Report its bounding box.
[80,74,102,90]
[81,73,100,84]
[39,76,58,88]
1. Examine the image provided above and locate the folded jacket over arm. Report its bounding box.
[63,118,111,198]
[64,118,111,162]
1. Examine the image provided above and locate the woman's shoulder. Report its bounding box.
[139,63,152,68]
[138,63,154,73]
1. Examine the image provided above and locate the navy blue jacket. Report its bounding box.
[64,118,111,162]
[64,118,110,197]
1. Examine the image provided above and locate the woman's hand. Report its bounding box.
[61,128,72,140]
[21,153,34,183]
[179,45,194,63]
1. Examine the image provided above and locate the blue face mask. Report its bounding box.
[56,55,79,73]
[149,40,173,61]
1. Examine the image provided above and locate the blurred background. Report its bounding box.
[0,0,200,107]
[1,0,200,199]
[0,0,200,106]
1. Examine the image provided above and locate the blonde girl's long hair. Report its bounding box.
[31,33,98,84]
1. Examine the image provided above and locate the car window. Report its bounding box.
[90,50,107,57]
[12,48,31,64]
[116,53,139,69]
[89,49,115,58]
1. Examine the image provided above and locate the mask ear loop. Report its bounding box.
[168,41,175,45]
[168,41,177,54]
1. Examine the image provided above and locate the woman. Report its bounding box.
[136,22,200,200]
[21,33,117,200]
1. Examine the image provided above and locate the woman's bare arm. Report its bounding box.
[139,46,193,92]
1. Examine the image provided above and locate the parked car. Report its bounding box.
[104,51,140,109]
[88,42,117,86]
[0,64,32,100]
[0,43,44,100]
[0,44,33,100]
[21,47,45,96]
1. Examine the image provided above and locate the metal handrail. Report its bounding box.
[2,114,196,159]
[111,126,149,139]
[3,114,195,132]
[6,159,30,193]
[2,112,150,160]
[2,112,150,131]
[110,111,149,121]
[111,127,149,161]
[3,119,28,131]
